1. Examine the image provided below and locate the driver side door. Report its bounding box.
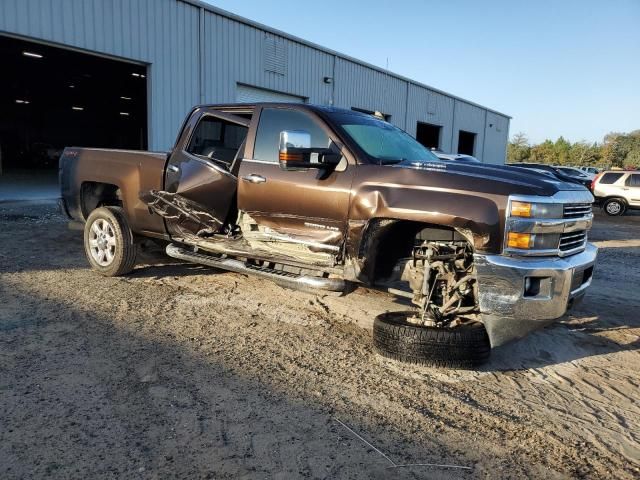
[237,107,354,255]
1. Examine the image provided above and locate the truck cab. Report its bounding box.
[59,103,598,367]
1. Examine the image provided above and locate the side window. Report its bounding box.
[187,116,248,165]
[599,172,624,184]
[253,108,330,163]
[626,174,640,187]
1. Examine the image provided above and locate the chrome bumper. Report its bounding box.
[474,243,598,347]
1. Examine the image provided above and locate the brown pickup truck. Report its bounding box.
[59,103,598,367]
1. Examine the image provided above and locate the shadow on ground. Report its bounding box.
[0,279,469,480]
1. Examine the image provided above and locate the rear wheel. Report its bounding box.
[603,198,626,216]
[373,312,491,368]
[84,206,137,276]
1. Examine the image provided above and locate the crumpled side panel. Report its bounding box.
[141,190,223,238]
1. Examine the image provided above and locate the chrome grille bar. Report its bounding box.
[564,203,592,218]
[559,231,587,251]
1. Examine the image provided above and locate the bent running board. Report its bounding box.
[165,244,345,293]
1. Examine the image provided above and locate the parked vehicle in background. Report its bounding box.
[510,163,592,189]
[555,165,595,181]
[591,170,640,215]
[59,103,597,368]
[579,166,600,175]
[432,151,481,163]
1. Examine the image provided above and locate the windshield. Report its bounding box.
[330,113,440,165]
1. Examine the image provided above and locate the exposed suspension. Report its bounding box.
[409,241,478,326]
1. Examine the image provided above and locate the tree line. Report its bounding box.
[507,130,640,169]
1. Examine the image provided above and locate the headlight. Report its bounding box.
[504,193,592,257]
[509,201,563,219]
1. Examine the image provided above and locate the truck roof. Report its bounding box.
[199,102,373,117]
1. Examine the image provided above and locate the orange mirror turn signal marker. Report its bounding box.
[511,201,532,217]
[278,152,303,162]
[507,232,533,249]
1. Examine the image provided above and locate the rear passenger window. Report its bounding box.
[599,172,624,184]
[187,116,248,165]
[253,108,330,163]
[626,174,640,187]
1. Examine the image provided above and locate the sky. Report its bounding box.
[204,0,640,145]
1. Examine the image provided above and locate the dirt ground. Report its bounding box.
[1,200,638,479]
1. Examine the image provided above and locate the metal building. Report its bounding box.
[0,0,510,175]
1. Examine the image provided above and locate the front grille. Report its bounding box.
[559,230,587,251]
[563,203,592,218]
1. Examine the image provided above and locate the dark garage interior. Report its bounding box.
[0,35,147,174]
[457,130,476,155]
[416,122,441,150]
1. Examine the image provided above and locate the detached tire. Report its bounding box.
[603,198,626,216]
[373,312,490,368]
[84,206,137,276]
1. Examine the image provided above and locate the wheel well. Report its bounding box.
[360,219,469,281]
[80,182,122,218]
[603,196,627,205]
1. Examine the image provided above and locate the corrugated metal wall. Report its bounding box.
[406,86,455,153]
[333,58,409,127]
[483,111,510,165]
[453,101,486,160]
[202,12,334,106]
[0,0,510,161]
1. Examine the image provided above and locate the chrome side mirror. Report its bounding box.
[278,130,341,171]
[279,130,311,151]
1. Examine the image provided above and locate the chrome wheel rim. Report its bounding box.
[606,202,621,215]
[88,218,116,266]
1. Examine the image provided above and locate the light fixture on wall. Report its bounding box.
[323,76,333,84]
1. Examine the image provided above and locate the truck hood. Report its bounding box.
[392,160,588,197]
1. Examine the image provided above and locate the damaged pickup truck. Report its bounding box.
[59,103,597,367]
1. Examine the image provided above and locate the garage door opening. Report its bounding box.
[416,122,441,150]
[0,35,147,175]
[457,130,476,155]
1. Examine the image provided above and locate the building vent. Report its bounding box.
[263,36,287,75]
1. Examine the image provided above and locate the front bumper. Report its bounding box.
[474,243,598,347]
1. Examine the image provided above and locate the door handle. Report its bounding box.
[242,174,267,184]
[167,164,179,173]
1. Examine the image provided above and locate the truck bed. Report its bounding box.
[59,147,168,238]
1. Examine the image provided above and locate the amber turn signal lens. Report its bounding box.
[507,232,533,249]
[511,201,532,217]
[278,152,303,162]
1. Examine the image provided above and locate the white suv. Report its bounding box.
[592,170,640,216]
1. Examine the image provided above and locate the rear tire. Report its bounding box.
[373,312,491,368]
[84,206,137,276]
[603,198,626,216]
